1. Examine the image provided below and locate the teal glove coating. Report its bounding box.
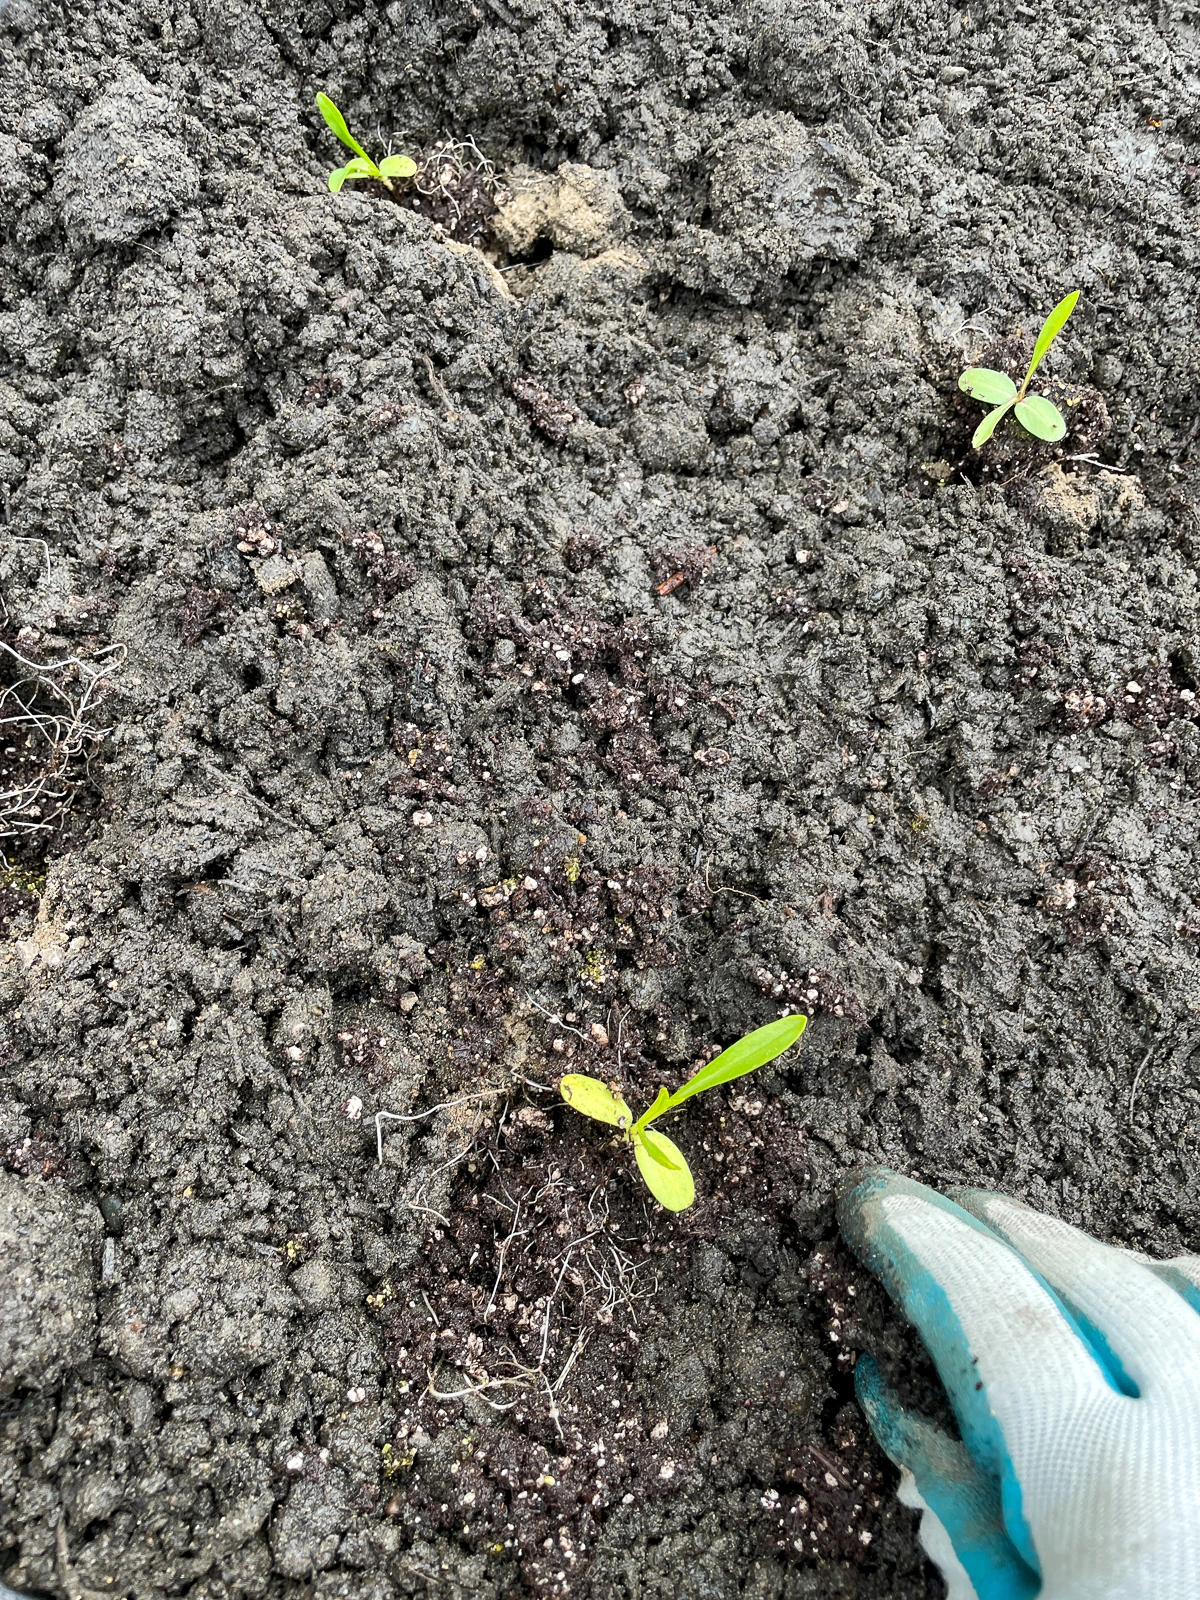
[839,1169,1200,1600]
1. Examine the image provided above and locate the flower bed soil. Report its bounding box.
[2,0,1200,1595]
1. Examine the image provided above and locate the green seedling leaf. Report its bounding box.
[653,1014,808,1117]
[1023,290,1079,388]
[316,93,371,162]
[328,156,377,192]
[560,1074,632,1128]
[958,368,1017,405]
[564,1018,807,1214]
[639,1087,671,1126]
[971,400,1014,450]
[379,153,418,180]
[1014,393,1067,442]
[634,1129,695,1211]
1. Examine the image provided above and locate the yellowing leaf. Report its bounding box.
[634,1130,695,1211]
[560,1074,631,1127]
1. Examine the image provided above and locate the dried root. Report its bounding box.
[0,638,124,863]
[405,138,507,243]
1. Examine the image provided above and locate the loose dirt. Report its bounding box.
[2,0,1199,1595]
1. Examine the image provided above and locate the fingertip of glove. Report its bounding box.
[837,1167,943,1259]
[836,1165,897,1233]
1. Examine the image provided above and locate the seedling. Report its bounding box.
[959,290,1080,449]
[316,93,417,194]
[559,1014,806,1212]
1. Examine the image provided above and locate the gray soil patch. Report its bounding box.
[2,0,1199,1596]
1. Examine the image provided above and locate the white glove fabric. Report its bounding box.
[839,1170,1200,1600]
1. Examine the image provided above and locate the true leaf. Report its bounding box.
[636,1128,681,1169]
[958,368,1017,405]
[971,400,1014,450]
[635,1087,671,1130]
[660,1014,807,1113]
[379,153,418,180]
[634,1130,695,1211]
[1014,393,1067,442]
[560,1074,632,1127]
[1022,290,1079,387]
[316,93,371,162]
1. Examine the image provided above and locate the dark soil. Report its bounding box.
[2,0,1200,1596]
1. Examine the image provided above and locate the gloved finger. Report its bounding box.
[951,1189,1200,1395]
[840,1168,1120,1577]
[1133,1253,1200,1319]
[855,1356,1039,1600]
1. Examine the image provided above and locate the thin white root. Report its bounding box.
[0,639,125,858]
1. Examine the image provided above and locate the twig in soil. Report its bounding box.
[1127,1042,1158,1123]
[808,1444,853,1489]
[199,759,299,833]
[56,1521,109,1600]
[422,354,454,414]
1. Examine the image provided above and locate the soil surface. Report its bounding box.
[2,0,1200,1596]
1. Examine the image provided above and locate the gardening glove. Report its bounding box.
[839,1168,1200,1600]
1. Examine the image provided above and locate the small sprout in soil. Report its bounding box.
[959,290,1080,449]
[560,1014,806,1211]
[316,93,417,194]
